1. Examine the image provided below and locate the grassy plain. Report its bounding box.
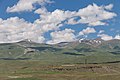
[0,60,120,80]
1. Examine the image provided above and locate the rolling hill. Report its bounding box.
[0,39,120,64]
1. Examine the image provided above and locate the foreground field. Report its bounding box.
[0,60,120,80]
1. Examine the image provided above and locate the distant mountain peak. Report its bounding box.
[78,38,105,47]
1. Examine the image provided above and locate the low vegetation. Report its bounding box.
[0,60,120,80]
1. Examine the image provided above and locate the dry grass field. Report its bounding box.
[0,60,120,80]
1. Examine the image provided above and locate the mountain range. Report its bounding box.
[0,39,120,64]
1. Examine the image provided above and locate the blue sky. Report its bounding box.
[0,0,120,44]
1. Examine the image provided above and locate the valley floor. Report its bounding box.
[0,60,120,80]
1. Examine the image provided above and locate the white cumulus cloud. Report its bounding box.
[97,34,113,41]
[79,27,96,36]
[76,3,117,26]
[52,3,116,26]
[7,0,53,12]
[34,9,76,32]
[105,4,113,10]
[0,17,45,43]
[47,29,76,44]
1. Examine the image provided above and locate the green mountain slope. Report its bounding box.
[0,39,120,64]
